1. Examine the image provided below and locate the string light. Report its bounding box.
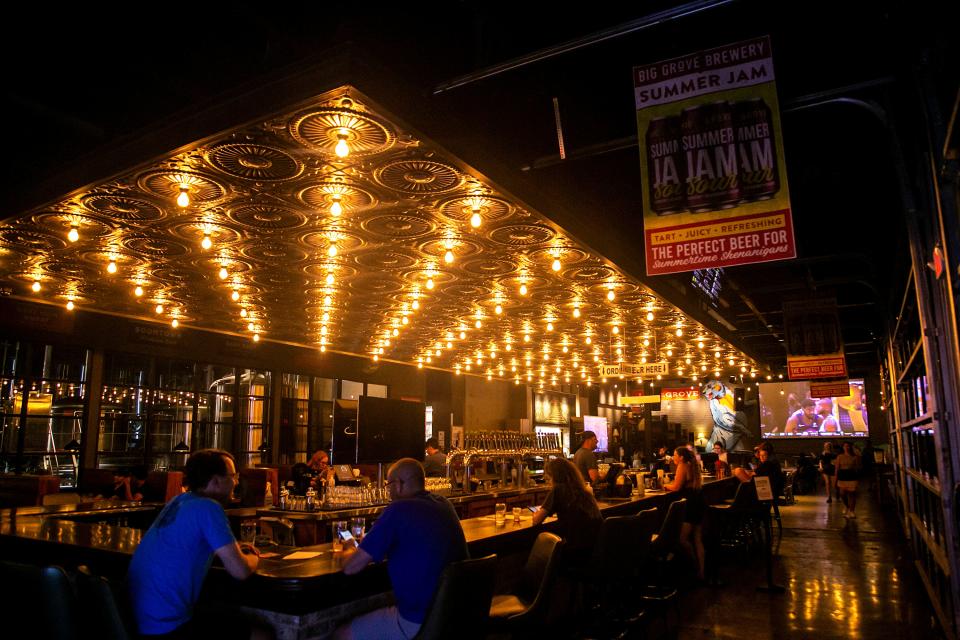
[107,261,117,274]
[68,226,79,242]
[176,186,190,208]
[31,280,40,292]
[134,286,144,297]
[231,290,240,301]
[201,234,212,250]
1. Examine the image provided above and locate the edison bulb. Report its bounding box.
[646,311,654,321]
[426,278,434,290]
[325,273,335,285]
[218,267,228,280]
[323,296,332,306]
[612,326,619,335]
[66,300,74,311]
[523,334,530,342]
[171,319,179,328]
[107,261,117,274]
[495,304,503,315]
[573,307,580,318]
[68,226,79,242]
[327,244,338,257]
[519,283,528,296]
[607,290,615,301]
[676,328,683,337]
[320,345,326,353]
[444,250,454,264]
[334,130,350,157]
[474,319,482,329]
[134,286,144,297]
[253,333,260,343]
[176,186,190,208]
[155,304,163,314]
[31,280,40,292]
[231,290,240,301]
[247,322,255,331]
[586,336,592,345]
[201,234,212,250]
[330,197,343,217]
[240,308,247,318]
[459,331,466,340]
[546,322,553,332]
[470,212,482,228]
[552,258,561,272]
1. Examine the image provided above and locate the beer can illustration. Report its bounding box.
[682,102,740,212]
[646,115,686,215]
[733,98,779,201]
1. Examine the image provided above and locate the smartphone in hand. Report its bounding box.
[338,529,359,547]
[528,506,538,513]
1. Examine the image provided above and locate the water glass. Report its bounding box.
[350,517,365,541]
[240,519,257,544]
[332,520,348,552]
[512,507,521,523]
[494,503,507,525]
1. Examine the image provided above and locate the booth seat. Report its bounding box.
[0,474,60,507]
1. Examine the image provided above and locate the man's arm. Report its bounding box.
[784,416,797,433]
[214,541,259,579]
[342,547,374,575]
[588,468,599,484]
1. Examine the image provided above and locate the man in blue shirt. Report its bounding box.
[335,458,468,639]
[127,449,260,637]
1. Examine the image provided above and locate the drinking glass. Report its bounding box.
[512,507,521,523]
[332,520,348,552]
[350,517,365,541]
[240,519,257,544]
[494,503,507,525]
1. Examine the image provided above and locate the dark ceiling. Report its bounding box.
[3,0,954,376]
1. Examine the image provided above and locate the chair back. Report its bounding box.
[651,498,686,558]
[75,567,132,640]
[415,554,497,640]
[517,531,563,617]
[732,480,760,509]
[594,508,659,576]
[0,560,78,640]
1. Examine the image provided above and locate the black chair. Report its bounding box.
[649,498,686,562]
[0,560,78,640]
[75,566,133,640]
[489,532,564,632]
[710,481,765,552]
[414,554,497,640]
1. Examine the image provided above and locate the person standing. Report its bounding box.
[835,441,861,518]
[664,447,706,581]
[819,442,837,503]
[573,430,600,486]
[423,437,446,478]
[335,458,468,640]
[127,449,260,638]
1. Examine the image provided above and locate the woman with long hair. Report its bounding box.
[835,441,861,518]
[664,446,706,581]
[819,441,837,503]
[533,457,602,559]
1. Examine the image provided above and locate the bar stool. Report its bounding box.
[75,566,132,640]
[0,560,78,640]
[710,481,763,553]
[414,554,497,640]
[489,532,564,634]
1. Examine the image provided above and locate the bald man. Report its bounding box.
[335,458,468,640]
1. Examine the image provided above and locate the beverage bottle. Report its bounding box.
[264,482,273,507]
[279,486,289,510]
[306,487,316,511]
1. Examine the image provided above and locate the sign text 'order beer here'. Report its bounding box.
[634,36,795,275]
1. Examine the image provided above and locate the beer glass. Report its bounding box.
[332,520,348,552]
[512,507,521,523]
[240,519,257,544]
[495,503,507,525]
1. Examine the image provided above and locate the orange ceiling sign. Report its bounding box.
[787,355,847,380]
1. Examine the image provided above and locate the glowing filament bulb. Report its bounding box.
[573,307,580,318]
[320,326,328,336]
[444,250,455,264]
[729,358,735,366]
[470,208,482,228]
[519,283,528,296]
[552,258,561,272]
[171,319,179,328]
[474,319,482,329]
[562,346,568,353]
[426,278,435,290]
[446,342,453,349]
[134,286,144,297]
[218,267,228,280]
[240,308,247,318]
[252,333,260,343]
[607,290,615,301]
[325,273,335,285]
[412,300,420,311]
[334,129,350,158]
[495,304,503,315]
[107,261,117,274]
[231,290,240,301]
[247,322,255,331]
[459,331,466,340]
[323,296,332,306]
[643,338,650,346]
[676,328,683,337]
[505,344,512,351]
[715,351,721,359]
[586,336,592,345]
[176,186,190,208]
[201,234,212,250]
[393,328,400,337]
[330,195,343,217]
[523,334,530,343]
[400,316,409,326]
[546,322,554,332]
[155,304,163,314]
[327,244,338,257]
[667,349,673,357]
[31,280,40,292]
[646,311,654,321]
[612,326,619,335]
[698,341,705,349]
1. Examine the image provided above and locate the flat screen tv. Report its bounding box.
[583,415,609,452]
[357,396,426,464]
[759,378,868,438]
[331,399,358,464]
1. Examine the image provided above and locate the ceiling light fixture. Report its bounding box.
[107,260,117,274]
[66,300,75,311]
[31,280,40,292]
[330,195,343,217]
[134,286,144,297]
[176,185,190,208]
[201,234,212,250]
[68,225,79,242]
[334,128,350,158]
[218,267,228,280]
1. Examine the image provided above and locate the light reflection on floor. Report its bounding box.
[676,488,942,640]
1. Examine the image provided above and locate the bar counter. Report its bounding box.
[0,478,736,638]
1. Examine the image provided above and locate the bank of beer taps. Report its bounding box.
[445,431,562,470]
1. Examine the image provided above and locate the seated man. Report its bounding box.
[784,398,821,434]
[423,437,447,478]
[335,458,468,640]
[127,449,260,638]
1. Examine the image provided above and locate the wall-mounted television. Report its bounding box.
[357,396,426,464]
[583,415,609,452]
[759,379,868,438]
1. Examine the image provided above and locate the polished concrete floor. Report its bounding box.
[675,486,945,640]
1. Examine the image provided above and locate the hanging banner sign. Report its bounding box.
[809,380,851,398]
[618,395,662,406]
[783,297,847,380]
[634,35,795,275]
[599,362,670,377]
[787,356,847,380]
[662,387,701,401]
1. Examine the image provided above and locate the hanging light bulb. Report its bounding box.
[171,319,179,328]
[334,128,350,158]
[444,249,455,264]
[698,341,704,349]
[231,290,240,302]
[201,234,212,250]
[573,306,580,318]
[253,333,260,342]
[68,226,79,243]
[320,345,327,353]
[495,303,503,315]
[325,273,335,285]
[459,331,466,340]
[176,185,190,208]
[31,280,41,292]
[155,304,163,314]
[247,322,255,331]
[218,267,228,280]
[320,325,328,336]
[474,319,482,329]
[607,289,615,301]
[330,195,343,217]
[646,311,654,321]
[134,286,144,297]
[240,308,248,318]
[328,244,338,257]
[586,336,592,345]
[66,300,75,311]
[426,278,435,290]
[676,327,683,337]
[546,322,554,332]
[519,283,528,296]
[323,295,332,306]
[470,203,482,228]
[612,325,620,335]
[107,260,118,274]
[523,334,531,342]
[552,258,561,272]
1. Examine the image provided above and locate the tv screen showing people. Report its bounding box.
[583,415,609,452]
[759,379,868,438]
